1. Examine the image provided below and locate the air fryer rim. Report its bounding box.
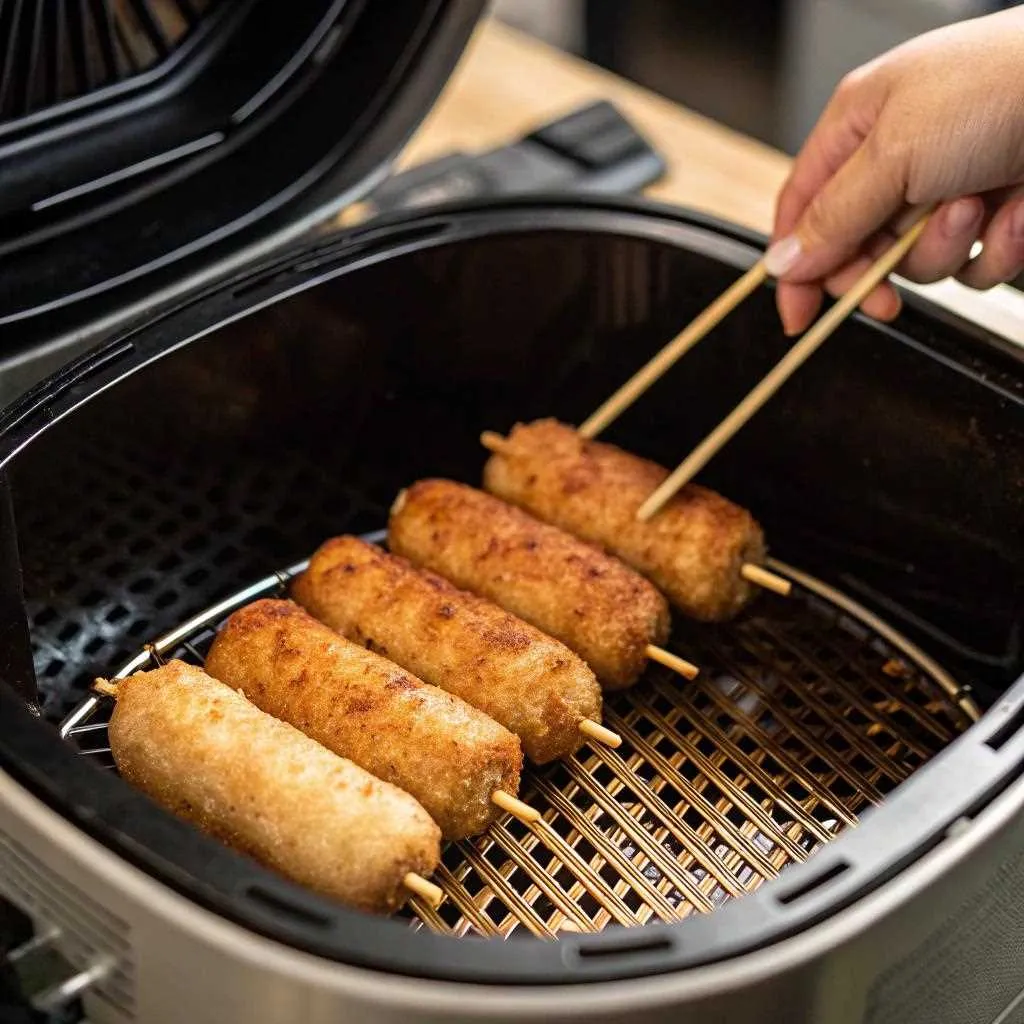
[2,198,1024,985]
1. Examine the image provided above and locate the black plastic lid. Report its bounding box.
[0,0,485,350]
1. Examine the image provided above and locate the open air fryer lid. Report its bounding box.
[0,0,486,353]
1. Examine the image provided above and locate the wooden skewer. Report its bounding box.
[482,432,789,600]
[637,212,933,522]
[646,645,699,680]
[402,872,445,908]
[93,679,447,908]
[578,260,770,439]
[740,563,792,597]
[491,789,542,824]
[578,718,622,748]
[480,430,511,454]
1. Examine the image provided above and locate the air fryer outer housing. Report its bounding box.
[0,198,1023,1023]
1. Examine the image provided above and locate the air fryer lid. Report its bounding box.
[0,0,484,344]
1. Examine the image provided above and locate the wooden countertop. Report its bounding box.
[391,19,1024,345]
[399,19,790,235]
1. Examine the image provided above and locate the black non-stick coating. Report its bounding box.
[1,200,1023,983]
[0,0,486,369]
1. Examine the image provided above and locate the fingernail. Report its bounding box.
[778,306,798,337]
[943,198,982,237]
[777,314,792,336]
[776,293,805,337]
[764,236,803,277]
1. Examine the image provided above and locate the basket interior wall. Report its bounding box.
[4,224,1024,721]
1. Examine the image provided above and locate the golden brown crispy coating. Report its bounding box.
[292,536,602,764]
[483,419,767,621]
[388,480,669,690]
[204,599,522,839]
[108,660,441,915]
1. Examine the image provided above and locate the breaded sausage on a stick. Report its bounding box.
[101,661,442,914]
[388,480,697,690]
[481,419,790,622]
[291,536,616,762]
[204,599,527,840]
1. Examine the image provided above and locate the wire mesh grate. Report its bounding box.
[59,543,979,940]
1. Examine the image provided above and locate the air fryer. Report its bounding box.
[1,3,1024,1023]
[0,196,1021,1023]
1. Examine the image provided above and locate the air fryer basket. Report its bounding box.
[1,200,1023,988]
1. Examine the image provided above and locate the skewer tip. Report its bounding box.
[403,872,444,909]
[390,489,408,517]
[480,431,509,455]
[491,789,542,824]
[645,645,700,681]
[635,492,666,523]
[740,563,792,597]
[578,718,622,749]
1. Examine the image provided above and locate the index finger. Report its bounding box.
[773,75,880,240]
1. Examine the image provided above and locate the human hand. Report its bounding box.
[766,8,1024,335]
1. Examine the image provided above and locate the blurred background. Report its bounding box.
[492,0,1021,154]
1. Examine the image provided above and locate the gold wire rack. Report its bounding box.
[60,540,978,940]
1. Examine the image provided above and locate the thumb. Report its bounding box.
[765,135,908,283]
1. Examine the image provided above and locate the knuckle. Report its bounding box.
[835,55,890,106]
[864,125,911,194]
[836,68,866,98]
[863,119,896,159]
[836,61,877,98]
[801,192,832,241]
[834,72,858,102]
